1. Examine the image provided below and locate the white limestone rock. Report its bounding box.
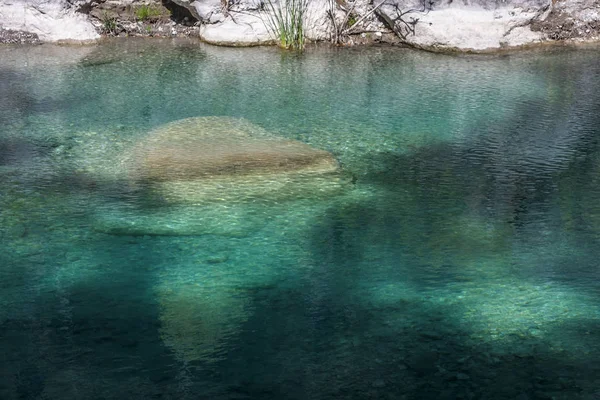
[0,0,99,42]
[192,0,226,24]
[380,3,545,51]
[198,0,332,46]
[199,12,271,45]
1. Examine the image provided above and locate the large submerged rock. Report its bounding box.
[126,116,345,204]
[94,117,345,237]
[94,117,349,237]
[158,283,252,363]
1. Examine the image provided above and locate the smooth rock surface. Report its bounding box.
[0,0,99,42]
[379,2,546,51]
[198,0,331,46]
[125,116,344,204]
[381,0,600,50]
[199,13,272,45]
[192,0,225,23]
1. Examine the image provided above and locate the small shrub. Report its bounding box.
[135,4,163,21]
[346,15,357,28]
[101,11,118,35]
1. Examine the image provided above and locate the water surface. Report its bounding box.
[1,39,600,399]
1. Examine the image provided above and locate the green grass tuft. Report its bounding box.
[101,11,118,35]
[135,4,164,21]
[262,0,309,51]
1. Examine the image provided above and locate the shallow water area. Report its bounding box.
[2,38,600,399]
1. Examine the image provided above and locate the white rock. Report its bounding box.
[192,0,225,23]
[0,0,99,42]
[199,13,272,45]
[304,0,333,41]
[390,6,543,51]
[198,0,331,46]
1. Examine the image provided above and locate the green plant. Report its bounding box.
[135,4,163,21]
[262,0,309,50]
[346,14,357,28]
[101,11,118,35]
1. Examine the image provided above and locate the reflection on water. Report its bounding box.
[1,39,600,399]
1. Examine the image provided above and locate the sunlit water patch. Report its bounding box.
[1,39,600,399]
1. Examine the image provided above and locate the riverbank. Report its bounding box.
[0,0,599,52]
[0,28,41,45]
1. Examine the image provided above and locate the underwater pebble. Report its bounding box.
[206,255,229,264]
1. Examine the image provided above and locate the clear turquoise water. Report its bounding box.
[1,39,600,399]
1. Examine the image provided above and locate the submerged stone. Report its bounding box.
[157,283,252,364]
[95,117,347,237]
[94,203,268,238]
[126,116,345,204]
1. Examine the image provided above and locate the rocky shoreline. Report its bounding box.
[0,0,599,52]
[0,28,41,45]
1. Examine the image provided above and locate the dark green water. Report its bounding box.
[1,39,600,400]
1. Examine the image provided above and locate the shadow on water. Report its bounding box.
[2,141,600,399]
[273,94,600,398]
[3,42,600,400]
[2,227,600,400]
[0,226,193,399]
[290,194,598,398]
[0,69,36,126]
[201,258,600,400]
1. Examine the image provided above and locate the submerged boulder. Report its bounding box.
[95,116,347,237]
[126,116,345,204]
[158,283,252,363]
